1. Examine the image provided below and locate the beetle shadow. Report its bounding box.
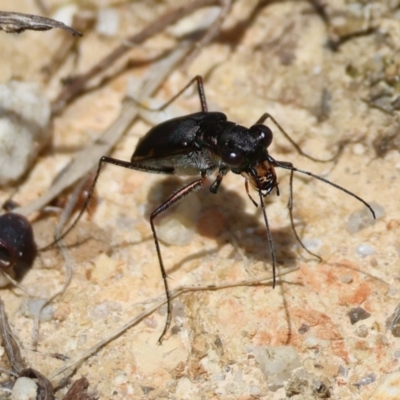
[144,176,306,275]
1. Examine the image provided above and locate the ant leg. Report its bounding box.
[151,176,206,344]
[129,75,209,113]
[255,112,341,163]
[41,156,176,250]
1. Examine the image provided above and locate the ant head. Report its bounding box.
[218,124,273,171]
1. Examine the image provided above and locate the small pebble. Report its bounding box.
[353,372,376,388]
[20,299,54,322]
[157,193,200,246]
[249,345,301,391]
[339,274,353,284]
[303,336,319,349]
[354,324,369,338]
[347,307,371,325]
[52,4,78,26]
[12,377,38,400]
[96,8,120,37]
[346,202,384,233]
[355,243,376,258]
[90,301,122,319]
[298,323,310,334]
[157,213,196,246]
[299,238,322,251]
[0,81,51,185]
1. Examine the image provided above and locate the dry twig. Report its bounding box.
[0,11,81,36]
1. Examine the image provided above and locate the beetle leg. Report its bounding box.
[128,75,209,113]
[151,176,206,344]
[42,156,176,250]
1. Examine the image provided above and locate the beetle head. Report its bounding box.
[218,124,273,171]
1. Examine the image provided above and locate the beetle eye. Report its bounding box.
[249,125,273,148]
[220,142,245,167]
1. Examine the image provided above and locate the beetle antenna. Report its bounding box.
[287,167,323,261]
[275,160,376,219]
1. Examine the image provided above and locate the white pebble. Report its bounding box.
[346,202,384,233]
[303,335,319,348]
[51,4,78,26]
[96,8,120,37]
[355,243,376,258]
[0,81,51,185]
[249,346,301,391]
[12,377,38,400]
[299,238,322,251]
[90,300,122,319]
[157,193,201,246]
[20,299,54,322]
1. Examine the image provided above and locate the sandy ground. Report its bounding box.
[0,0,399,399]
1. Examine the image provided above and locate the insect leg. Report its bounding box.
[41,156,175,250]
[209,166,229,194]
[257,189,277,288]
[155,75,208,112]
[151,176,206,344]
[129,75,209,113]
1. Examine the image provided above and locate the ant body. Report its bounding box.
[54,76,375,343]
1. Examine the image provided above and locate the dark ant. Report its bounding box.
[50,76,375,343]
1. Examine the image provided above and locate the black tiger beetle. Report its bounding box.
[53,76,375,343]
